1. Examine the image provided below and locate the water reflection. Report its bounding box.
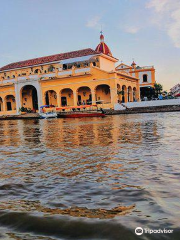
[0,113,180,239]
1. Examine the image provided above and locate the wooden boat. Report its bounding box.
[56,104,106,118]
[58,111,105,118]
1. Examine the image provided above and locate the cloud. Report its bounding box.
[124,26,140,34]
[147,0,180,48]
[146,0,170,12]
[86,16,101,29]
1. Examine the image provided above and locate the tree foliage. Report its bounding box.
[154,83,163,96]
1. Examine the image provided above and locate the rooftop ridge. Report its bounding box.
[0,48,98,72]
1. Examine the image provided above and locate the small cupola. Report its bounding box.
[95,31,112,57]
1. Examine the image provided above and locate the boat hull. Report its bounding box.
[40,113,57,119]
[58,112,106,118]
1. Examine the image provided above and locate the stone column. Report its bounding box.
[14,83,21,115]
[3,98,6,112]
[124,90,128,103]
[73,90,77,106]
[130,90,133,102]
[110,88,118,105]
[117,87,122,103]
[57,92,61,107]
[42,93,46,105]
[91,90,96,104]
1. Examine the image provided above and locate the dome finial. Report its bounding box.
[100,30,104,42]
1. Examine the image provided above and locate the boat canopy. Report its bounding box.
[56,104,97,110]
[40,105,55,108]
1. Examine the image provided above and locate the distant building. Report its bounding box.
[170,84,180,97]
[116,62,156,99]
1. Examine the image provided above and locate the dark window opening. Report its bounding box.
[63,64,67,70]
[7,102,12,111]
[143,74,148,82]
[61,97,67,106]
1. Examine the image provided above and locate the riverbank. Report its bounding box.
[0,104,180,120]
[0,113,40,120]
[105,104,180,115]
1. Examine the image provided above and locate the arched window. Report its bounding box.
[143,74,148,82]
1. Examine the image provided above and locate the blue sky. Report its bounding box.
[0,0,180,90]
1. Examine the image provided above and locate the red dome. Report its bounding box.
[95,33,112,57]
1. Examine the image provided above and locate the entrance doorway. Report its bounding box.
[21,85,38,111]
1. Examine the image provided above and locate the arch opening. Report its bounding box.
[133,87,137,101]
[77,86,92,105]
[0,97,3,111]
[61,88,73,106]
[122,85,127,103]
[45,90,57,106]
[5,95,16,111]
[95,84,111,104]
[21,85,38,112]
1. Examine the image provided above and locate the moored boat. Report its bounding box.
[57,111,105,118]
[40,105,57,119]
[40,112,57,119]
[56,104,106,118]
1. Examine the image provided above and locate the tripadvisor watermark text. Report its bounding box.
[135,227,173,236]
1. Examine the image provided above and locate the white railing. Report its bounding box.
[41,73,55,78]
[17,76,27,81]
[58,70,72,76]
[75,67,90,73]
[124,99,180,108]
[1,79,15,84]
[28,74,39,80]
[137,66,154,70]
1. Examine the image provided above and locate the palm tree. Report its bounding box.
[154,83,163,97]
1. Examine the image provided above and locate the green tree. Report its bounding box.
[154,83,163,97]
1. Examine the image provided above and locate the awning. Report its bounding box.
[60,55,97,65]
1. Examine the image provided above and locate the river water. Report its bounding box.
[0,113,180,240]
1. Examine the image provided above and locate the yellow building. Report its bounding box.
[116,61,156,99]
[0,33,140,116]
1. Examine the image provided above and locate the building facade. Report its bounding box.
[116,61,156,99]
[170,84,180,97]
[0,34,140,116]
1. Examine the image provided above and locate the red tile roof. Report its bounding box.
[0,48,98,72]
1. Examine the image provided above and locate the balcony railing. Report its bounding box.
[17,76,27,81]
[0,66,91,85]
[0,79,15,85]
[137,66,154,70]
[58,70,72,76]
[28,74,39,80]
[75,67,90,74]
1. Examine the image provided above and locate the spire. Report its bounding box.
[131,58,136,69]
[100,30,104,42]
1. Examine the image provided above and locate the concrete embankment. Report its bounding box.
[0,101,180,120]
[105,104,180,115]
[0,113,40,120]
